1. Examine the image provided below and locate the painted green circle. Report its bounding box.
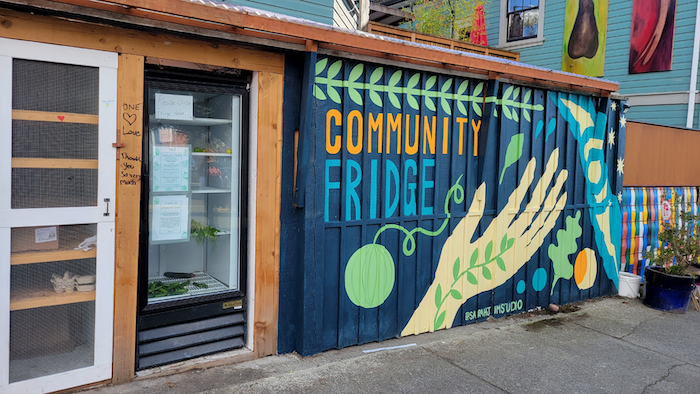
[345,244,395,308]
[517,280,526,294]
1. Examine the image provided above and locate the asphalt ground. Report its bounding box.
[80,296,700,394]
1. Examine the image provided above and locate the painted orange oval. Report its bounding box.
[574,248,597,290]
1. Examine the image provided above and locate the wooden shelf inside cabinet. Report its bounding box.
[12,109,99,124]
[149,115,232,126]
[191,186,231,194]
[12,158,98,169]
[10,289,95,311]
[11,249,97,265]
[191,152,232,157]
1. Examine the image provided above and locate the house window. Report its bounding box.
[507,0,539,41]
[499,0,545,49]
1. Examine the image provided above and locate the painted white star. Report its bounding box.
[611,102,618,111]
[617,157,625,176]
[619,115,627,128]
[608,128,616,149]
[618,192,623,203]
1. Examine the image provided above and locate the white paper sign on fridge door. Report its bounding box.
[155,93,194,120]
[151,195,190,243]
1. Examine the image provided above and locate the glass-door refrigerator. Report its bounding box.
[137,69,249,369]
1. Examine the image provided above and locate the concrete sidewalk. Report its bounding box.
[82,297,700,394]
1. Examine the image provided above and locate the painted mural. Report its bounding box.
[621,187,698,276]
[309,56,624,351]
[562,0,609,77]
[629,0,677,74]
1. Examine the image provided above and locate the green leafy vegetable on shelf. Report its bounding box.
[192,282,209,289]
[148,281,191,298]
[191,220,220,249]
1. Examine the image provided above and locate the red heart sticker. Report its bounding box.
[57,116,65,122]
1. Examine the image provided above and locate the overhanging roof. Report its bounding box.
[4,0,618,95]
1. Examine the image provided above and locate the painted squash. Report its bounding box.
[345,244,395,308]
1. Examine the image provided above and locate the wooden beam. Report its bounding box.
[0,8,284,74]
[112,53,144,384]
[254,71,283,358]
[40,0,617,93]
[369,3,414,21]
[12,109,99,124]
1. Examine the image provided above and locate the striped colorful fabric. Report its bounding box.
[620,187,699,276]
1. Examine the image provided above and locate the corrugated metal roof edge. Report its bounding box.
[193,0,617,88]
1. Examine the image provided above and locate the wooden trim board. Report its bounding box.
[112,54,144,384]
[40,0,617,93]
[0,8,284,74]
[253,71,283,358]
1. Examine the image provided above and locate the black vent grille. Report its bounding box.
[137,299,246,370]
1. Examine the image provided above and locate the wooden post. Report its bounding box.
[112,54,144,383]
[254,72,283,357]
[359,0,370,32]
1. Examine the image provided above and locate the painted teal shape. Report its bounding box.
[534,120,544,139]
[546,118,557,141]
[532,268,548,292]
[517,280,526,294]
[550,93,622,289]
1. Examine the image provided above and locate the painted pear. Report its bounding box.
[568,0,599,59]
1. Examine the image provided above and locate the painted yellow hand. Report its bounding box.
[401,148,569,336]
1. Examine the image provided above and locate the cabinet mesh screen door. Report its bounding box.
[9,60,99,383]
[1,38,117,393]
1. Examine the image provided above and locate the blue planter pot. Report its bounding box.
[642,266,695,314]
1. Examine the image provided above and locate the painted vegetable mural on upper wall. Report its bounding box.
[311,56,624,344]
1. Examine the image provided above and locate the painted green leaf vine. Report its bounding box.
[313,58,544,121]
[433,233,515,329]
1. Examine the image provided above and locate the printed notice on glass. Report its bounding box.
[155,93,194,121]
[153,146,189,192]
[151,195,190,243]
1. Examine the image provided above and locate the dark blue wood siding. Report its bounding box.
[280,55,626,355]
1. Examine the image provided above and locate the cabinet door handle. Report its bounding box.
[104,198,111,217]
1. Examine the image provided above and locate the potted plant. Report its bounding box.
[643,194,700,313]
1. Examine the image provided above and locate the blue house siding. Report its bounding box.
[626,104,690,128]
[485,0,700,128]
[221,0,334,25]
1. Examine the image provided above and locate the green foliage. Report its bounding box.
[434,234,514,329]
[190,220,220,249]
[148,281,190,298]
[646,193,700,277]
[313,59,544,120]
[499,133,524,184]
[406,0,487,40]
[548,211,583,295]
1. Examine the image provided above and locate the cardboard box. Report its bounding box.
[11,226,60,253]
